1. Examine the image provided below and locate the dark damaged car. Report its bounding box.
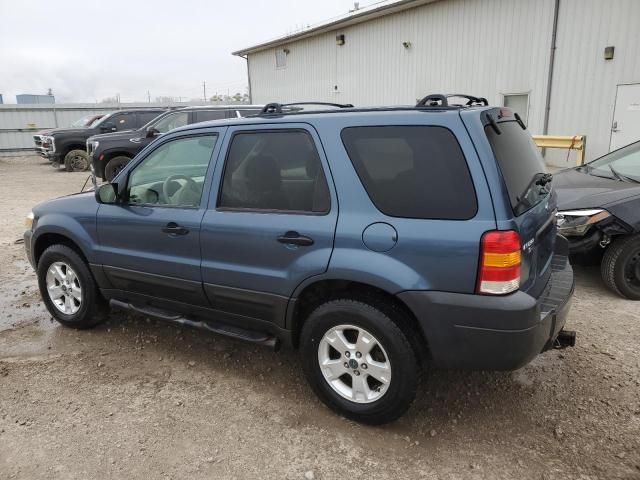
[554,140,640,299]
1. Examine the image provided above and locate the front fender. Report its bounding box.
[32,198,99,264]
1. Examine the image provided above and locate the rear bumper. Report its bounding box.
[398,242,574,370]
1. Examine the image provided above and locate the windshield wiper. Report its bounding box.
[609,164,640,184]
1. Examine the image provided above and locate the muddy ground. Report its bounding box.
[0,156,639,480]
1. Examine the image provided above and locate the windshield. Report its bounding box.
[87,116,103,127]
[149,111,189,133]
[585,140,640,182]
[485,119,549,215]
[70,115,97,128]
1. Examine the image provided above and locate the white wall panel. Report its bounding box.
[248,0,555,136]
[547,0,640,165]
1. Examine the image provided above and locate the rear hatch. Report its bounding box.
[481,108,557,297]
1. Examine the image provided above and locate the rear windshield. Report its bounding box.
[485,120,548,215]
[341,126,477,220]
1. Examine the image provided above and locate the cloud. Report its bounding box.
[0,0,366,104]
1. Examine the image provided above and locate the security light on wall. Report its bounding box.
[402,41,412,49]
[283,48,290,55]
[336,34,345,46]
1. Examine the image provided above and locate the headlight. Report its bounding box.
[25,211,35,230]
[556,209,611,236]
[91,140,99,150]
[45,136,56,152]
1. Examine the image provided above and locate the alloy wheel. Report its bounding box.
[317,324,392,403]
[45,261,82,315]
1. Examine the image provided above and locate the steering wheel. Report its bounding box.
[162,174,198,205]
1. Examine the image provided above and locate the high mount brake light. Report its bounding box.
[477,230,521,295]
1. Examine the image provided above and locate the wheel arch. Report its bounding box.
[287,279,429,361]
[60,144,87,158]
[33,232,89,268]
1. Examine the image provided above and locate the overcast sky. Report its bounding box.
[0,0,374,104]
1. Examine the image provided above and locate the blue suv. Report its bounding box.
[24,95,575,424]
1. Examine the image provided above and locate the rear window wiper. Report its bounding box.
[514,173,551,214]
[536,173,553,186]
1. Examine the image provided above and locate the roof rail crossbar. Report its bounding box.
[416,94,448,107]
[260,101,354,115]
[446,94,489,106]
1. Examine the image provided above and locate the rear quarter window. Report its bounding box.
[341,126,477,220]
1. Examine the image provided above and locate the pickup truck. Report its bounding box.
[42,109,167,172]
[88,106,262,181]
[33,114,103,158]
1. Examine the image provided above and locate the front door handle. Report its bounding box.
[277,231,314,247]
[162,222,189,236]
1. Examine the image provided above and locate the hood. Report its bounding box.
[33,191,96,215]
[88,128,141,142]
[553,168,640,210]
[50,127,93,136]
[35,128,55,136]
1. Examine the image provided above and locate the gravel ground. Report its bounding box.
[0,156,639,480]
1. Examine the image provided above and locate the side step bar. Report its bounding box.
[109,299,279,350]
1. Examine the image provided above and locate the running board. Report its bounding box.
[109,299,279,349]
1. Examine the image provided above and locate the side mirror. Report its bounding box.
[146,127,159,138]
[95,183,118,204]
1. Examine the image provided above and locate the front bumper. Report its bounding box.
[398,241,575,371]
[47,152,62,164]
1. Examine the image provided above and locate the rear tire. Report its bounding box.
[37,245,107,329]
[104,156,131,182]
[64,149,90,172]
[601,234,640,300]
[300,298,418,424]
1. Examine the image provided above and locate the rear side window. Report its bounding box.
[195,110,227,122]
[218,130,330,213]
[341,126,477,219]
[485,120,548,215]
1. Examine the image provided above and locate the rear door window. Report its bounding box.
[218,130,330,213]
[341,126,477,219]
[485,120,548,215]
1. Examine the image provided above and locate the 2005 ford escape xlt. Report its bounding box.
[24,94,576,424]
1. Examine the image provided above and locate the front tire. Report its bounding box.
[64,149,90,172]
[37,245,107,329]
[300,299,419,424]
[601,234,640,300]
[104,156,131,182]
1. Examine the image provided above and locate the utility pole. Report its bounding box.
[203,81,207,102]
[147,90,151,103]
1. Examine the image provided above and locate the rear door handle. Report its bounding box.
[277,231,314,247]
[162,222,189,236]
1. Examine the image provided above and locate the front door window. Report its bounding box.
[127,135,217,207]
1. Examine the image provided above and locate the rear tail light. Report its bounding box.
[477,230,521,295]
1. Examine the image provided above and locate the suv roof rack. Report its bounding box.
[261,101,354,115]
[415,94,489,108]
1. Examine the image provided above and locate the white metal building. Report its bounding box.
[233,0,640,165]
